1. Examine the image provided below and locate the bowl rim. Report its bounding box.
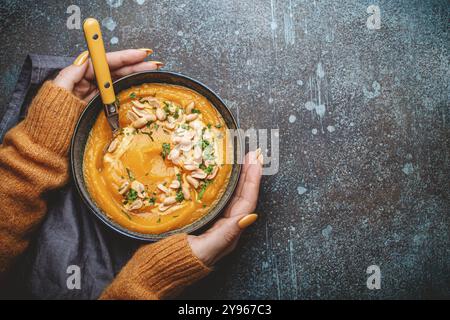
[70,70,242,241]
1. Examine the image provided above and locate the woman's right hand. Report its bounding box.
[188,150,263,266]
[53,49,164,102]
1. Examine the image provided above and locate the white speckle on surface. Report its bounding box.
[270,21,278,30]
[289,115,297,123]
[406,153,413,160]
[316,62,325,78]
[402,163,414,175]
[102,17,117,32]
[312,128,318,135]
[363,80,381,99]
[235,30,239,35]
[177,30,184,36]
[110,36,119,44]
[297,79,303,86]
[268,97,274,104]
[327,125,335,132]
[305,100,325,118]
[106,0,123,8]
[297,186,307,195]
[315,104,326,118]
[305,101,316,111]
[322,225,333,239]
[134,0,145,4]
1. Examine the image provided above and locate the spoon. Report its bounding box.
[83,18,120,134]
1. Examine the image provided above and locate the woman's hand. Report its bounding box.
[53,49,163,102]
[188,150,263,266]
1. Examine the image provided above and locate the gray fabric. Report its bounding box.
[0,55,140,299]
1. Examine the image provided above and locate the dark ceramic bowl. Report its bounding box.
[71,71,242,241]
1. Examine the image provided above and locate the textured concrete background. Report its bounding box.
[0,0,449,299]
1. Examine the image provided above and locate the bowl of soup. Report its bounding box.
[71,71,242,241]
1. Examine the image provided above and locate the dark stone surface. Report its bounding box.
[0,0,448,299]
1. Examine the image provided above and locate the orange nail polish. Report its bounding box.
[238,214,258,229]
[255,148,263,165]
[138,48,154,56]
[73,51,89,66]
[257,154,264,165]
[150,61,165,69]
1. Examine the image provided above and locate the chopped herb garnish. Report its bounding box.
[204,165,214,174]
[148,197,156,205]
[126,189,138,202]
[201,139,210,150]
[126,168,135,181]
[176,173,182,182]
[202,204,207,208]
[207,123,212,129]
[175,191,184,202]
[191,109,201,114]
[215,124,222,128]
[173,107,180,119]
[198,181,211,200]
[161,143,171,160]
[130,92,136,99]
[181,124,190,130]
[163,102,171,113]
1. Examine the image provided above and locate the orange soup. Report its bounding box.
[83,83,232,234]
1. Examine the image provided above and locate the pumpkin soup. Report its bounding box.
[83,83,232,234]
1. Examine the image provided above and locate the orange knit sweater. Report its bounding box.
[0,81,210,299]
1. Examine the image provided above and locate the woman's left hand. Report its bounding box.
[53,49,162,102]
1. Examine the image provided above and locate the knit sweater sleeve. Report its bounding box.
[0,81,86,277]
[99,233,211,300]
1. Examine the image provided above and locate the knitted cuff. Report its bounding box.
[100,234,211,300]
[22,81,86,155]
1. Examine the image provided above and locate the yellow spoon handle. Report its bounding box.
[83,18,116,104]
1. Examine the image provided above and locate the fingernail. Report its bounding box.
[138,48,154,56]
[257,154,264,165]
[73,51,89,66]
[238,213,258,229]
[150,61,165,69]
[255,148,263,165]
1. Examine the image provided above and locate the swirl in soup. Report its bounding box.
[83,83,231,234]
